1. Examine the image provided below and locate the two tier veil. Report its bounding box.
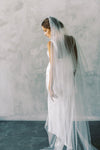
[45,16,99,150]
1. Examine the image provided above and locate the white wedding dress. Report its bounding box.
[45,49,75,149]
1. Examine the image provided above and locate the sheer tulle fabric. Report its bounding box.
[44,16,98,150]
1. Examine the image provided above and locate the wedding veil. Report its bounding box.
[47,16,99,150]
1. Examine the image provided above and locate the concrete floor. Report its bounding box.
[0,121,99,150]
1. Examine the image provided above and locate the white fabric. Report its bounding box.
[46,49,75,148]
[44,16,99,150]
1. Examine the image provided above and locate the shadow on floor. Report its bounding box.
[0,121,99,150]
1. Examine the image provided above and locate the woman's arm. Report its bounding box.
[47,41,54,91]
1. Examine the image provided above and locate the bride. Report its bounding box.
[40,16,98,150]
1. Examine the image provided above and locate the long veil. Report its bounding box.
[45,16,99,150]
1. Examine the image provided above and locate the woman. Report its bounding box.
[40,16,98,150]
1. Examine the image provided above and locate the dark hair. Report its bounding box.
[41,18,50,29]
[41,17,64,29]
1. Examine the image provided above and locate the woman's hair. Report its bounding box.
[41,17,64,29]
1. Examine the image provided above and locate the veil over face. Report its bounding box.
[44,16,99,150]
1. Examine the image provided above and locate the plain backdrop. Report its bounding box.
[0,0,100,120]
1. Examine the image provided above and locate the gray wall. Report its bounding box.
[0,0,100,120]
